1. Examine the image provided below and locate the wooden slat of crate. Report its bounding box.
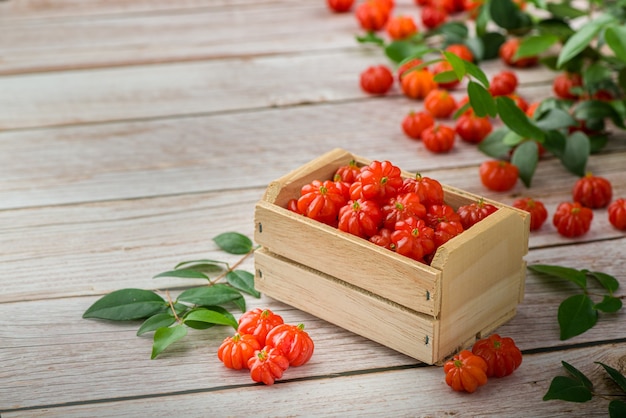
[431,207,529,360]
[254,247,439,363]
[255,200,440,317]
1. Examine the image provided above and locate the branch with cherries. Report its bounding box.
[326,0,626,238]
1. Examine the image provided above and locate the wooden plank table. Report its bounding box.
[1,1,625,416]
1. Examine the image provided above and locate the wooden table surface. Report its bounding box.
[1,1,625,416]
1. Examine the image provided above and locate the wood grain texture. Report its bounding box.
[2,0,626,416]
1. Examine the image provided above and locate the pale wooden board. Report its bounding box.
[0,47,559,130]
[0,0,296,20]
[2,96,625,210]
[0,2,353,75]
[1,336,622,417]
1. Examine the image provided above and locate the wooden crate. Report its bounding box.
[253,148,530,364]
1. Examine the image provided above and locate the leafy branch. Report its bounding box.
[83,232,260,359]
[544,360,626,417]
[528,264,623,340]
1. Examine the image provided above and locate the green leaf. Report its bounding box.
[516,34,559,59]
[355,31,385,46]
[596,362,626,392]
[534,108,577,130]
[153,269,209,280]
[463,60,490,87]
[151,325,188,359]
[227,270,261,298]
[609,401,626,418]
[384,41,430,64]
[511,140,538,187]
[434,70,461,84]
[183,307,238,330]
[594,296,623,313]
[433,21,469,41]
[177,284,244,306]
[574,100,626,129]
[557,15,615,67]
[489,0,524,30]
[528,264,587,288]
[542,130,566,158]
[558,294,598,340]
[174,259,228,271]
[587,271,620,293]
[468,81,497,117]
[502,131,525,147]
[213,232,253,255]
[543,376,593,402]
[546,3,587,19]
[496,96,545,141]
[605,26,626,63]
[479,32,506,60]
[537,18,575,39]
[442,50,467,81]
[83,289,166,321]
[561,131,590,177]
[137,313,176,336]
[562,361,594,390]
[478,127,513,158]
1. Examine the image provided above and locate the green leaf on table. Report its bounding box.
[537,18,575,39]
[137,313,177,336]
[543,376,593,402]
[562,361,594,390]
[475,2,490,37]
[478,127,512,158]
[385,41,430,64]
[535,108,577,130]
[542,130,566,158]
[561,131,589,177]
[516,34,560,59]
[153,269,210,280]
[489,0,525,30]
[511,140,538,187]
[468,81,496,117]
[463,60,489,87]
[355,31,385,46]
[528,264,587,288]
[83,289,167,321]
[431,21,469,42]
[174,259,228,271]
[442,50,466,80]
[609,401,626,418]
[496,96,545,141]
[434,70,461,84]
[558,294,597,340]
[587,271,619,293]
[557,14,615,67]
[546,3,587,19]
[481,32,506,60]
[605,26,626,63]
[178,284,244,307]
[596,362,626,392]
[213,232,253,254]
[573,100,626,129]
[502,131,524,147]
[183,307,238,330]
[594,296,622,313]
[227,270,261,298]
[151,324,187,359]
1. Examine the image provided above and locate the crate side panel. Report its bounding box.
[432,208,529,362]
[254,248,437,364]
[255,201,440,316]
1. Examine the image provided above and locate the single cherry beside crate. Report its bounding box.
[253,148,530,364]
